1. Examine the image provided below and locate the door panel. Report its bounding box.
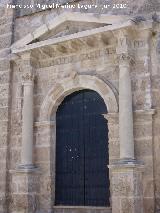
[55,89,109,206]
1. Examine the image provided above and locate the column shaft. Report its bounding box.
[21,81,34,166]
[119,60,134,159]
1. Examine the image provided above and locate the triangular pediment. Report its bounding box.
[37,21,107,42]
[11,12,129,50]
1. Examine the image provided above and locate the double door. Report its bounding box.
[55,89,110,206]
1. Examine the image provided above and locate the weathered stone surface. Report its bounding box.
[110,164,144,213]
[9,149,21,169]
[0,108,8,121]
[0,133,8,147]
[0,84,9,98]
[109,139,120,159]
[0,59,10,72]
[35,147,50,162]
[135,138,153,156]
[143,198,155,213]
[0,34,12,49]
[0,71,10,84]
[0,1,160,213]
[134,123,152,139]
[14,0,160,17]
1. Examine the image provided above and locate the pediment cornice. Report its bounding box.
[11,12,130,50]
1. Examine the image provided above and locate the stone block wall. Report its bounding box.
[151,31,160,212]
[0,0,160,212]
[0,1,14,213]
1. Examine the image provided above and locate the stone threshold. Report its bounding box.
[53,206,111,213]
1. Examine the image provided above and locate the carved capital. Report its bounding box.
[14,52,35,83]
[117,53,135,66]
[22,72,34,83]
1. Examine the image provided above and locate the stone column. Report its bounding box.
[118,53,134,160]
[108,29,145,213]
[18,52,36,170]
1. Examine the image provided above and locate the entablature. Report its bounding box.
[10,12,154,69]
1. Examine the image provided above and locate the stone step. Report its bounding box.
[53,206,112,213]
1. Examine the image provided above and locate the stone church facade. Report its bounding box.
[0,0,160,213]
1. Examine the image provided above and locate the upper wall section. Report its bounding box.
[10,0,160,17]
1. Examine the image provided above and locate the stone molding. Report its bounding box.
[39,74,118,121]
[108,161,145,171]
[103,113,119,125]
[11,12,130,50]
[11,20,134,54]
[134,109,156,116]
[102,110,155,122]
[34,121,55,127]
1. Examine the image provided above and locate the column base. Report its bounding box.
[109,160,145,213]
[10,165,40,213]
[17,164,38,172]
[112,158,144,165]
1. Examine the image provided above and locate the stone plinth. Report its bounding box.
[109,161,144,213]
[9,169,40,213]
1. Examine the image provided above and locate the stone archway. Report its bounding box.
[38,74,118,211]
[39,74,118,121]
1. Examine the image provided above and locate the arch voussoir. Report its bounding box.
[40,75,118,121]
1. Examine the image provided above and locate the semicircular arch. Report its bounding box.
[39,74,118,121]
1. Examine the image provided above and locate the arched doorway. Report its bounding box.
[55,89,110,207]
